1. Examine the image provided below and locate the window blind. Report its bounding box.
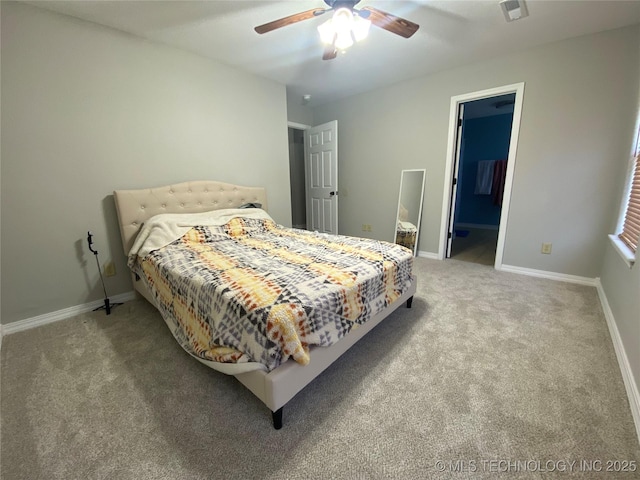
[619,153,640,253]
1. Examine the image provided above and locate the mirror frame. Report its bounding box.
[394,169,426,256]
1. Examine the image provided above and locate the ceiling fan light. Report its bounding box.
[332,7,353,34]
[317,7,369,51]
[352,16,370,42]
[317,19,335,45]
[334,31,354,50]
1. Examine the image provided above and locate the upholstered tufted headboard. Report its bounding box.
[113,180,268,257]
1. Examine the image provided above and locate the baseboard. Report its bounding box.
[499,264,597,286]
[595,278,640,444]
[417,250,439,260]
[1,291,137,337]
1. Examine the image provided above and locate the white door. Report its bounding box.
[305,120,338,234]
[446,104,464,257]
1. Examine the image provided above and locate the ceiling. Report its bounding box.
[27,0,640,107]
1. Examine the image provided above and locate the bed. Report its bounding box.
[114,180,417,428]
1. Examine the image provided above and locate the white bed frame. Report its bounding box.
[114,180,417,428]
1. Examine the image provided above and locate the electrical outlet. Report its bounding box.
[361,224,372,232]
[541,243,552,254]
[104,261,117,277]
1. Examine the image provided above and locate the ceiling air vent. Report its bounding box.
[499,0,528,22]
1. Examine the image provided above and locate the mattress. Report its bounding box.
[128,209,414,374]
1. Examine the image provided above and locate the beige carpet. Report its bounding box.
[2,258,639,479]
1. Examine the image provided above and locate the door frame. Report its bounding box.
[288,121,311,229]
[446,103,465,258]
[288,121,311,130]
[438,82,525,269]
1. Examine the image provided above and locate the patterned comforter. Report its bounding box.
[129,211,413,373]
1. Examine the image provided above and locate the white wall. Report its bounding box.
[1,3,291,324]
[286,89,314,127]
[600,247,640,410]
[314,26,640,278]
[598,32,640,413]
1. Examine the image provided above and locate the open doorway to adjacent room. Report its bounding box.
[288,125,307,229]
[439,83,525,269]
[288,120,340,234]
[450,93,515,265]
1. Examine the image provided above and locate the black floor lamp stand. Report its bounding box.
[87,231,121,315]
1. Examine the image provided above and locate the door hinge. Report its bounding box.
[452,178,457,186]
[458,118,462,127]
[448,232,452,239]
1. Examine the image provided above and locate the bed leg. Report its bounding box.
[406,296,413,308]
[272,408,283,430]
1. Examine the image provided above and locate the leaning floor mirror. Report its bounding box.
[394,169,426,256]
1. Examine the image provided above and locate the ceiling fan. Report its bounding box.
[254,1,420,60]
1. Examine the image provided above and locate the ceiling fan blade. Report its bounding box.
[322,44,338,61]
[254,8,326,34]
[361,6,419,38]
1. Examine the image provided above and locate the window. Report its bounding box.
[618,153,640,254]
[611,127,640,267]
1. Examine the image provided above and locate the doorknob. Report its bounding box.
[329,191,338,196]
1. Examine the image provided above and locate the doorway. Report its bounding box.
[439,83,525,269]
[450,93,515,265]
[288,126,307,229]
[288,120,340,234]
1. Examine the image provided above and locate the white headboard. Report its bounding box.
[113,180,268,256]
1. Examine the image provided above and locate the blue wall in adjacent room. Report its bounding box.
[455,112,513,227]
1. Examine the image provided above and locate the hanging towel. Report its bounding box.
[492,159,508,206]
[475,160,495,194]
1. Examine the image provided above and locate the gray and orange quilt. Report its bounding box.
[128,209,414,373]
